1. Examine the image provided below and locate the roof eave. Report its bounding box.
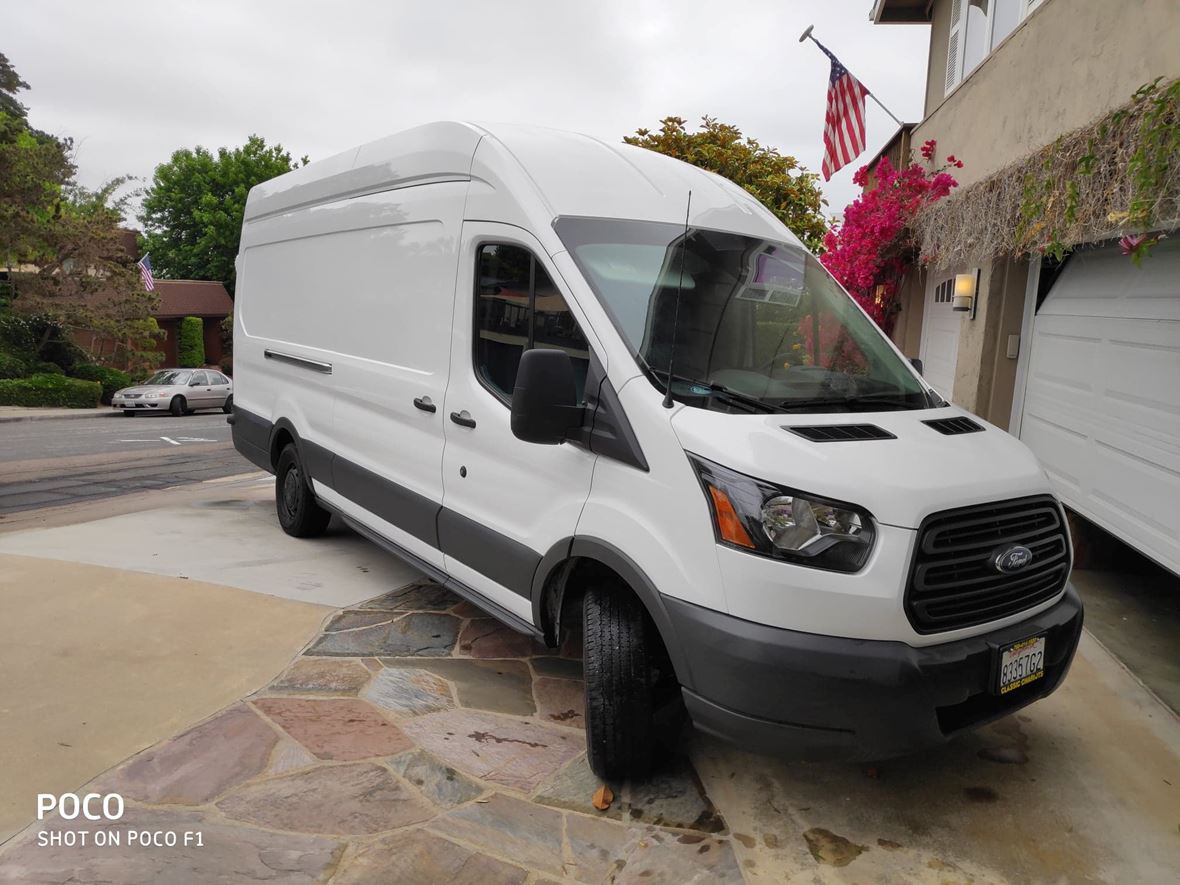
[870,0,933,24]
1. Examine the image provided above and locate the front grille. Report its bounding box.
[123,393,141,399]
[784,424,896,442]
[906,496,1070,633]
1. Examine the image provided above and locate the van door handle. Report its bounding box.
[413,396,437,413]
[449,410,476,428]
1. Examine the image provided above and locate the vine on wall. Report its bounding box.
[913,78,1179,268]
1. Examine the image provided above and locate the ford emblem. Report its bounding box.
[992,545,1033,573]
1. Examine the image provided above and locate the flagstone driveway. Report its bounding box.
[0,580,738,884]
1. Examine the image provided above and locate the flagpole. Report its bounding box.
[799,25,904,127]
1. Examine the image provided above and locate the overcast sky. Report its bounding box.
[6,0,929,228]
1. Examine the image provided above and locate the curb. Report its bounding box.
[0,410,121,424]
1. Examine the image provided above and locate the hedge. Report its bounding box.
[177,316,205,368]
[71,364,134,405]
[0,373,102,408]
[0,350,27,379]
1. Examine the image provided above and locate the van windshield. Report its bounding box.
[555,217,936,413]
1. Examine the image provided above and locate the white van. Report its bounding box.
[231,122,1083,778]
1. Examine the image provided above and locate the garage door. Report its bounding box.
[1019,238,1180,576]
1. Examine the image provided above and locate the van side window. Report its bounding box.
[475,244,589,404]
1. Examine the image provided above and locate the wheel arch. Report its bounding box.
[531,536,693,690]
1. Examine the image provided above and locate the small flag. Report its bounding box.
[137,254,155,291]
[816,40,869,181]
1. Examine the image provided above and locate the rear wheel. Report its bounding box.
[169,396,186,417]
[583,585,656,780]
[275,443,331,538]
[222,394,233,414]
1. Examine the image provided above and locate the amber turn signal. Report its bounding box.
[706,484,756,549]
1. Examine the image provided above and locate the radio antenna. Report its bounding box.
[662,190,692,409]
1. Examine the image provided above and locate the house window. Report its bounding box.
[946,0,1042,95]
[474,244,590,405]
[934,278,955,304]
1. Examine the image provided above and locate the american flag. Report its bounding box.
[137,254,155,291]
[817,41,869,181]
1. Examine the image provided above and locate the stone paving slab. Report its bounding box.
[305,612,460,657]
[217,762,434,835]
[401,709,585,792]
[98,704,277,806]
[330,828,528,885]
[253,697,414,761]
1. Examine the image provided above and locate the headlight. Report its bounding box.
[689,454,875,573]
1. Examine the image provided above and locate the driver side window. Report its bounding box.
[474,244,590,405]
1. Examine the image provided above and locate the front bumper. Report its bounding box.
[668,584,1083,761]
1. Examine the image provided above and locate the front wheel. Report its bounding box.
[275,444,331,538]
[583,585,656,780]
[169,396,186,417]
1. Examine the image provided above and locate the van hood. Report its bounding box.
[670,406,1052,529]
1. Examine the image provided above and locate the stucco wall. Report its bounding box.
[918,0,1180,187]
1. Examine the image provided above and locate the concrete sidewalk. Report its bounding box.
[0,406,118,423]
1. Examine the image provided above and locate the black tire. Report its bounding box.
[222,394,233,415]
[169,396,186,417]
[275,444,331,538]
[583,585,655,780]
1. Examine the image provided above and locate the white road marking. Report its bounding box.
[177,437,216,442]
[160,436,181,446]
[116,439,161,443]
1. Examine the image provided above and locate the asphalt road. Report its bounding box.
[0,412,257,514]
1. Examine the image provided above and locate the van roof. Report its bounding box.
[243,121,791,244]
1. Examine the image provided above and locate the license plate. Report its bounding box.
[996,635,1046,695]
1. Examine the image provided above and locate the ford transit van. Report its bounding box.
[231,122,1083,778]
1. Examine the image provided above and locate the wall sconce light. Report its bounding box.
[953,270,978,318]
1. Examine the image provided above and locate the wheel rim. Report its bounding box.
[282,467,301,515]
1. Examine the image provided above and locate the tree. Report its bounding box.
[0,53,158,370]
[624,116,828,251]
[140,136,306,294]
[176,316,205,367]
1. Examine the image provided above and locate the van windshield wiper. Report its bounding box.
[648,369,784,414]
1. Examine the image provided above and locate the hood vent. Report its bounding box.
[785,424,896,442]
[923,416,984,435]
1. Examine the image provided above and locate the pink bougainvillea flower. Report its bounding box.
[945,154,964,168]
[821,153,960,335]
[1119,234,1146,255]
[920,139,937,160]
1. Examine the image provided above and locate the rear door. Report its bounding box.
[186,370,213,409]
[207,371,231,407]
[439,222,598,622]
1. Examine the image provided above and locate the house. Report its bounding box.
[151,279,232,367]
[866,0,1180,575]
[70,228,233,369]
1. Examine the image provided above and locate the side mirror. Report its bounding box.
[189,378,201,386]
[511,349,584,444]
[910,357,924,375]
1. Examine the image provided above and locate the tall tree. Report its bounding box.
[624,116,828,252]
[0,52,156,368]
[140,136,306,293]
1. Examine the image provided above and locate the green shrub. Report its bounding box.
[177,316,205,368]
[0,374,102,408]
[218,354,233,377]
[71,364,134,405]
[33,361,66,375]
[0,350,28,379]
